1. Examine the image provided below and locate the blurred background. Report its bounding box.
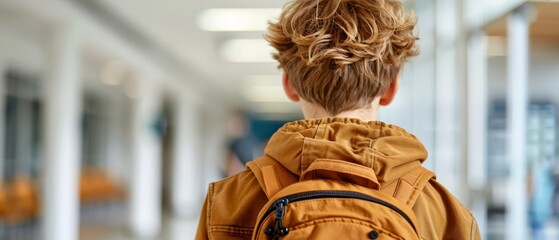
[0,0,558,239]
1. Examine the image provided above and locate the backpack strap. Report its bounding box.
[247,157,298,199]
[387,167,435,207]
[248,156,435,207]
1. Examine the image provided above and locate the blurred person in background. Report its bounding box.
[196,0,481,239]
[529,158,555,240]
[224,113,254,176]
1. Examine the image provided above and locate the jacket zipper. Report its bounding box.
[256,190,417,239]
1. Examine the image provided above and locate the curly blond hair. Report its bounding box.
[267,0,418,115]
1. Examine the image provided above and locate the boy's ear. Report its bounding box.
[282,72,300,102]
[379,77,399,106]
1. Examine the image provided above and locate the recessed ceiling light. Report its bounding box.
[221,39,275,63]
[197,8,281,32]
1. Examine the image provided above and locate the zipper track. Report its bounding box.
[255,190,417,237]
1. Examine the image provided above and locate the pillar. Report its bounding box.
[42,28,82,240]
[467,31,489,239]
[463,0,490,237]
[410,0,437,172]
[506,5,531,239]
[128,76,162,238]
[170,94,201,218]
[434,0,459,197]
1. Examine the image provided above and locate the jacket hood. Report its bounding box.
[264,118,428,186]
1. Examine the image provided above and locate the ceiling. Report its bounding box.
[485,1,559,41]
[92,0,301,118]
[82,0,417,119]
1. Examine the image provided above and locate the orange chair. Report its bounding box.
[79,170,95,202]
[80,169,123,203]
[0,183,8,218]
[3,176,39,223]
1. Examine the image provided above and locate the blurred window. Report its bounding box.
[3,69,42,181]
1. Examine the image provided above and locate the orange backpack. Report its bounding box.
[247,157,434,240]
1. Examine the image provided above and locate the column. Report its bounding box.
[434,0,460,197]
[170,94,200,218]
[467,31,488,239]
[464,0,489,237]
[410,0,437,172]
[128,76,162,238]
[42,28,82,240]
[506,5,531,239]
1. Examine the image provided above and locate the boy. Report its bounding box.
[196,0,481,239]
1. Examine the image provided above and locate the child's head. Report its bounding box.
[267,0,418,116]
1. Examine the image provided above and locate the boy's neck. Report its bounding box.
[299,99,380,122]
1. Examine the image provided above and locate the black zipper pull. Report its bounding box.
[274,199,289,236]
[264,199,290,239]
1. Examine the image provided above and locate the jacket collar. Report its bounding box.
[264,118,428,185]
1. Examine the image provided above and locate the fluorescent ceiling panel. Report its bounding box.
[197,8,281,32]
[221,39,275,63]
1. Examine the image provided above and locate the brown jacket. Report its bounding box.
[196,118,481,240]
